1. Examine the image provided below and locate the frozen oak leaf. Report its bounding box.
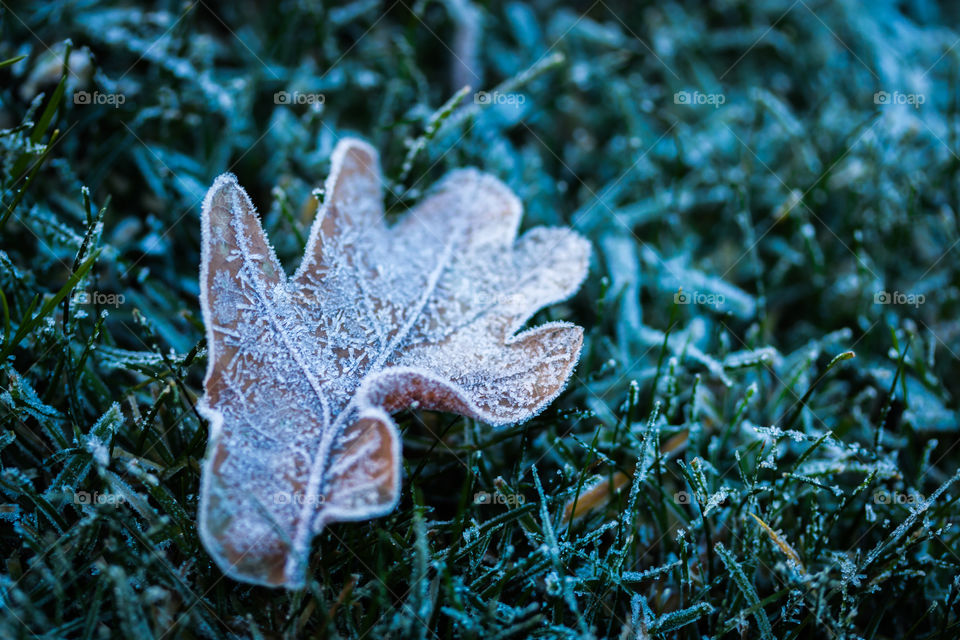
[198,138,590,588]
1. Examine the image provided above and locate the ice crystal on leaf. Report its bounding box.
[197,138,590,588]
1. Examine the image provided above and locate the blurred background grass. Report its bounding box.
[2,1,960,638]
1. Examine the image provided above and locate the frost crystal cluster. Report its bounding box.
[198,138,589,587]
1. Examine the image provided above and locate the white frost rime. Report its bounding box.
[197,138,590,588]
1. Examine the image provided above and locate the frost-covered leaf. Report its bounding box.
[197,138,590,587]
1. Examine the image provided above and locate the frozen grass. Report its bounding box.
[2,1,960,638]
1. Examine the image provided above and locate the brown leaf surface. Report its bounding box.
[197,138,589,587]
